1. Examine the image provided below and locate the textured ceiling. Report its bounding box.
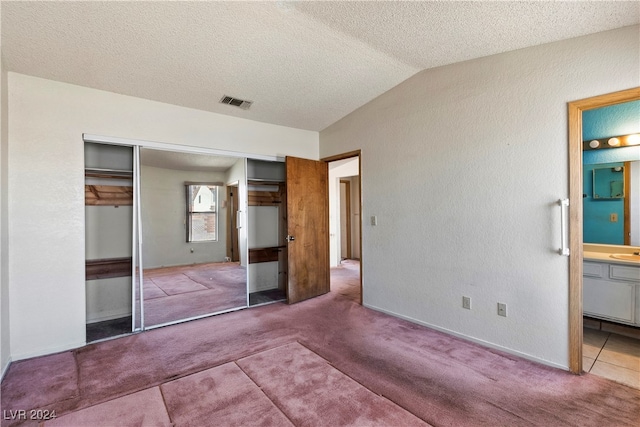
[2,1,639,132]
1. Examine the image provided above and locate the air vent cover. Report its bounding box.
[219,95,253,110]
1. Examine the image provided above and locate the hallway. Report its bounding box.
[331,259,360,303]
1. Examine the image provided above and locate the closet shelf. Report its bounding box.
[85,185,133,206]
[86,257,132,280]
[85,168,133,179]
[249,246,286,264]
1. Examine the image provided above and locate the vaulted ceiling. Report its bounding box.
[2,1,639,131]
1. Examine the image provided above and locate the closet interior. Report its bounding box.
[84,143,135,342]
[247,159,288,305]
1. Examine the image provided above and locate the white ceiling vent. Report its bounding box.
[219,95,253,110]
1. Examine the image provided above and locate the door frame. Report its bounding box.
[567,87,640,374]
[226,183,240,262]
[339,179,352,259]
[322,150,363,305]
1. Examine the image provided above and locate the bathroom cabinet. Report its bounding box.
[583,260,640,326]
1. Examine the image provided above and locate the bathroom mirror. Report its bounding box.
[582,99,640,246]
[139,148,248,328]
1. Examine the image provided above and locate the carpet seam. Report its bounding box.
[149,277,170,297]
[157,384,175,426]
[293,340,436,427]
[73,350,81,402]
[233,361,297,427]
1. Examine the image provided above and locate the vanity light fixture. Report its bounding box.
[607,137,620,147]
[627,133,640,145]
[583,133,640,150]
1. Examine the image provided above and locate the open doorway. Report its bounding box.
[567,88,640,385]
[324,152,362,304]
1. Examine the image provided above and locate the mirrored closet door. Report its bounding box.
[139,148,248,328]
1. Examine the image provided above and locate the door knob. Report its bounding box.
[286,235,295,242]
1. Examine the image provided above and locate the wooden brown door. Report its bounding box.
[286,156,329,303]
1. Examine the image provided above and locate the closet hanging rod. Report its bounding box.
[85,167,133,178]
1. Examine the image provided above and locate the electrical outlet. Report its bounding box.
[497,303,507,317]
[462,296,471,310]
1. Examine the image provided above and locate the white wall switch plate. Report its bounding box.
[462,296,471,310]
[497,303,507,317]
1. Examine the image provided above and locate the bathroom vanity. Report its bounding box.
[583,244,640,326]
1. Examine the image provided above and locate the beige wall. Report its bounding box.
[319,26,640,369]
[6,74,318,360]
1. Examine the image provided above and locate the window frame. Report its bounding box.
[185,183,220,243]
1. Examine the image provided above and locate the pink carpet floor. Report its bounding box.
[2,262,639,426]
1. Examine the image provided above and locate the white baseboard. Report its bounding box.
[86,309,132,324]
[364,303,568,371]
[11,340,86,362]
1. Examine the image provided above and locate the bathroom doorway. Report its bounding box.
[567,87,640,376]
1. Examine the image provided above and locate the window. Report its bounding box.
[186,184,218,242]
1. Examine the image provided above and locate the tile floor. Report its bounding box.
[583,327,640,389]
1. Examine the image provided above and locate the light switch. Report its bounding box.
[370,215,378,226]
[498,303,507,317]
[610,213,618,223]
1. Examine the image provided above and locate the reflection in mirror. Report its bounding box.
[583,162,637,245]
[592,166,624,199]
[582,100,640,246]
[140,149,248,328]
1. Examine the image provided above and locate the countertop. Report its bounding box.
[583,251,640,266]
[583,244,640,266]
